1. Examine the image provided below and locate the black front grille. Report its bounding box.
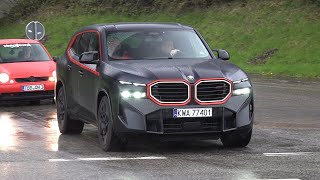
[150,82,189,103]
[146,108,227,133]
[196,81,231,102]
[163,117,222,133]
[15,76,49,83]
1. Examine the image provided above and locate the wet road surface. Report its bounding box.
[1,77,320,180]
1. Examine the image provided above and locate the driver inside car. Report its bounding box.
[160,39,180,57]
[18,46,33,60]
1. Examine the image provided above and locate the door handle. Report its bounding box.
[78,70,84,77]
[67,64,72,71]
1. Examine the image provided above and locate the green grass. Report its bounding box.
[0,0,319,78]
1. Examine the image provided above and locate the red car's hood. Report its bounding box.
[0,61,56,78]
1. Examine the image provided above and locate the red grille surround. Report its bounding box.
[194,78,233,105]
[147,79,191,106]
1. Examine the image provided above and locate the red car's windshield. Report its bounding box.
[0,43,51,63]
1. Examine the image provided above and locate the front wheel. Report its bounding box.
[221,129,252,148]
[56,87,84,134]
[97,95,126,151]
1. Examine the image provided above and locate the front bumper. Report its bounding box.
[113,93,254,139]
[0,81,54,101]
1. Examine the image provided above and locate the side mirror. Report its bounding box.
[53,56,60,62]
[212,49,230,60]
[79,51,99,64]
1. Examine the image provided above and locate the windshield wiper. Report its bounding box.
[17,60,37,62]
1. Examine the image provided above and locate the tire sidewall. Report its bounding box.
[97,95,115,150]
[57,87,68,133]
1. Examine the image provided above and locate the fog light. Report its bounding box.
[121,91,131,98]
[233,87,251,96]
[133,91,146,99]
[121,90,146,99]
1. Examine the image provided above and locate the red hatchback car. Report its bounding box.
[0,39,56,104]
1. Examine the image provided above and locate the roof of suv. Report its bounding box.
[78,22,194,32]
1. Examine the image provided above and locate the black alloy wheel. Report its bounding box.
[97,95,126,151]
[56,87,84,134]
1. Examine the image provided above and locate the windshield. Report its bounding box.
[0,43,51,63]
[106,30,211,60]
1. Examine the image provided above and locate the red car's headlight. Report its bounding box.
[0,73,10,83]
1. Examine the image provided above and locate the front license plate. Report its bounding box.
[173,108,212,118]
[22,84,44,91]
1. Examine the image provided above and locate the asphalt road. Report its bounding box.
[0,77,320,180]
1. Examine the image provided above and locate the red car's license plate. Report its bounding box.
[22,84,44,91]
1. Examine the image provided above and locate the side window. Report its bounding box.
[69,31,100,62]
[78,33,90,54]
[88,33,100,60]
[70,34,82,60]
[70,35,81,55]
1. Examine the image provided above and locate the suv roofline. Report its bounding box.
[76,22,194,32]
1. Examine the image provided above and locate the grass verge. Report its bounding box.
[0,0,319,78]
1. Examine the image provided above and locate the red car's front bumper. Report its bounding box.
[0,81,54,101]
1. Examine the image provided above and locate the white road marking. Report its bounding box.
[49,156,167,162]
[263,152,313,156]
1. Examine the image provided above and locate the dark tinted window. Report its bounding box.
[79,33,92,54]
[70,35,81,55]
[88,33,100,59]
[69,32,100,62]
[106,30,211,60]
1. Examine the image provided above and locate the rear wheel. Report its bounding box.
[56,87,84,134]
[221,129,252,148]
[97,95,126,151]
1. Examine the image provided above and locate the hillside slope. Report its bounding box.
[0,0,319,78]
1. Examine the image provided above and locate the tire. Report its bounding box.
[221,129,252,148]
[97,95,126,152]
[30,100,41,105]
[56,87,84,134]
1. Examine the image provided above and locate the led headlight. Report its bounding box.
[119,80,146,99]
[120,90,146,99]
[0,73,10,83]
[233,87,251,96]
[119,81,146,87]
[233,78,249,84]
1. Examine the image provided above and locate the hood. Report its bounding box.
[0,61,56,78]
[105,59,243,84]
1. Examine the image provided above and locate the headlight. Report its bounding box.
[121,90,146,99]
[233,78,249,84]
[0,73,10,83]
[233,87,251,96]
[119,80,146,87]
[49,70,56,82]
[119,80,146,99]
